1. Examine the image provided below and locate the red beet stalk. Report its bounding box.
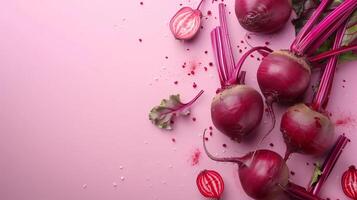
[311,19,347,111]
[308,135,350,195]
[293,0,357,56]
[285,182,324,200]
[291,0,333,52]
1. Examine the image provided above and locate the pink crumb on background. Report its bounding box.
[0,1,356,200]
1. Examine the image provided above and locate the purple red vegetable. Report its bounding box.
[210,4,264,142]
[202,130,323,200]
[235,0,292,33]
[342,165,357,200]
[281,20,348,158]
[169,0,205,40]
[230,0,357,145]
[257,0,357,105]
[196,169,224,199]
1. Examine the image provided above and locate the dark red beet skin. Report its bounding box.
[235,0,292,33]
[257,51,311,103]
[238,150,289,199]
[281,103,335,156]
[211,85,264,141]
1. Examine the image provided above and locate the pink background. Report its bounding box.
[0,0,356,199]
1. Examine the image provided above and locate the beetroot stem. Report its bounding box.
[219,3,235,76]
[312,22,347,111]
[284,182,323,200]
[216,27,230,85]
[295,0,357,55]
[211,27,227,87]
[185,90,204,107]
[229,46,273,85]
[202,129,243,164]
[260,101,276,143]
[291,0,332,53]
[159,90,204,116]
[196,0,204,10]
[308,44,357,62]
[308,135,349,195]
[306,10,354,56]
[244,33,270,57]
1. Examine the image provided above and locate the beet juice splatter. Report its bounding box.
[335,115,356,127]
[191,148,201,166]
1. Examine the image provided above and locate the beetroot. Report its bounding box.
[202,130,323,200]
[235,0,292,33]
[210,4,264,142]
[257,51,311,104]
[281,103,334,156]
[196,170,224,199]
[169,0,205,40]
[211,85,263,142]
[257,0,357,105]
[341,165,357,200]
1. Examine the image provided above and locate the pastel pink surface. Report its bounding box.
[0,1,356,200]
